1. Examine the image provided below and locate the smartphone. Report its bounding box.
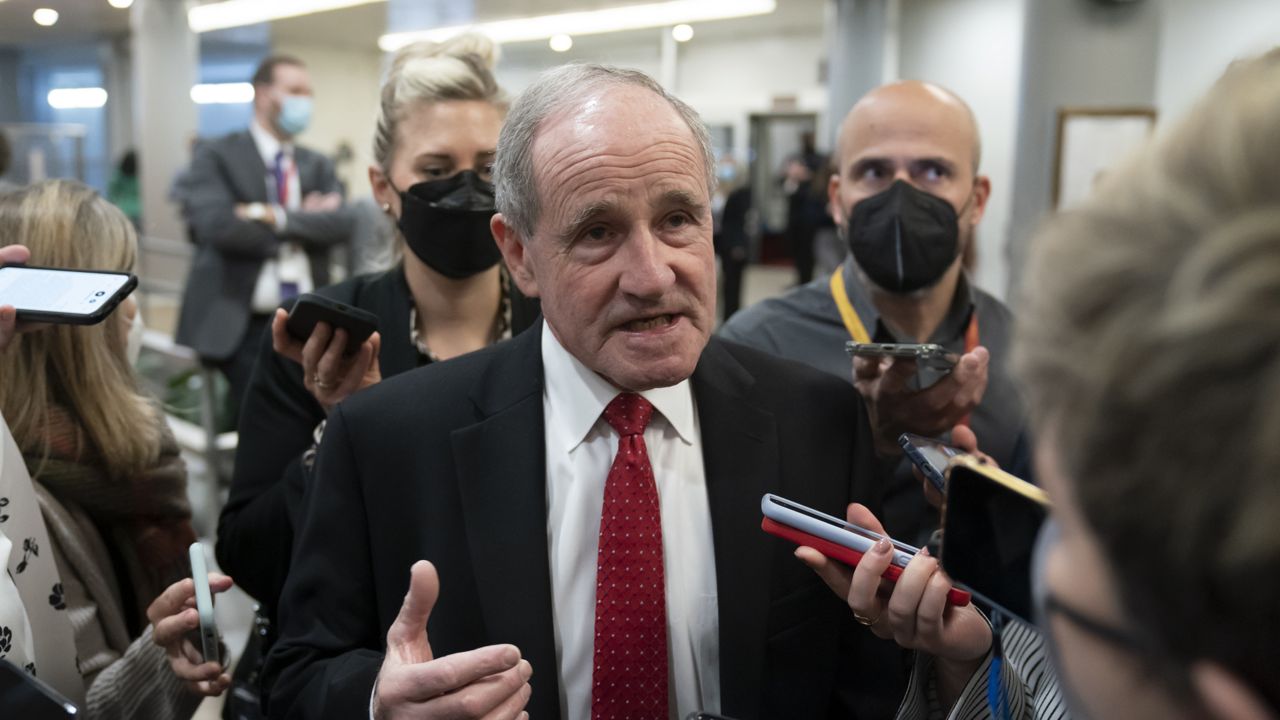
[285,293,379,356]
[0,265,137,325]
[761,494,970,606]
[188,542,220,665]
[899,433,961,493]
[940,455,1050,623]
[846,341,958,389]
[0,659,78,718]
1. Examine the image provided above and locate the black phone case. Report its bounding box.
[285,294,380,356]
[5,267,138,326]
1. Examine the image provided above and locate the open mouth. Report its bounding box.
[620,314,677,332]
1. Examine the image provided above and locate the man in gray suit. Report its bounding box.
[176,55,353,409]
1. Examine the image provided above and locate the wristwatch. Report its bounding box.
[245,202,268,221]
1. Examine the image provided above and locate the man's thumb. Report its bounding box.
[386,560,439,664]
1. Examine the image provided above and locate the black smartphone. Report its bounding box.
[899,433,961,493]
[0,659,78,718]
[0,265,137,325]
[285,293,379,356]
[940,455,1050,623]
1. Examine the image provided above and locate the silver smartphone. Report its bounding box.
[0,265,137,325]
[188,542,220,665]
[846,341,959,389]
[0,659,78,717]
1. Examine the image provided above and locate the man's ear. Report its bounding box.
[827,172,845,227]
[1192,662,1277,720]
[491,213,539,299]
[966,174,992,227]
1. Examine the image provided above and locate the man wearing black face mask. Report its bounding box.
[721,81,1030,545]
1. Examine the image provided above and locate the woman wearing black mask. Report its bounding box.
[215,34,536,704]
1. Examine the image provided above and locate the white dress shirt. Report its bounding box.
[247,120,311,312]
[542,323,721,720]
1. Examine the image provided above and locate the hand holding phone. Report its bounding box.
[285,293,378,356]
[188,542,220,665]
[761,494,970,606]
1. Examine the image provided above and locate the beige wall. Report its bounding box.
[274,41,383,199]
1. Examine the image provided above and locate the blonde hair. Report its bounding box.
[373,33,507,172]
[0,180,161,478]
[1016,48,1280,706]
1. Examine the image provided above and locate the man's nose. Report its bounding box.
[618,228,676,300]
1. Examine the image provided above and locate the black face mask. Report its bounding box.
[394,170,501,279]
[846,180,962,294]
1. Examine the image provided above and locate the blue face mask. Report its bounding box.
[276,95,313,137]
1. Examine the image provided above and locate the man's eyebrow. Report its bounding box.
[658,188,707,212]
[558,200,617,242]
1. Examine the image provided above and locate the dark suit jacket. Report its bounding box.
[216,266,542,626]
[175,130,355,360]
[264,325,908,719]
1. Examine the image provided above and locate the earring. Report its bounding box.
[381,203,391,213]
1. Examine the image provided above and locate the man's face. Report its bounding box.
[257,63,313,127]
[829,84,989,261]
[496,85,716,391]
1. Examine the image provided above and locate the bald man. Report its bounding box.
[721,81,1030,544]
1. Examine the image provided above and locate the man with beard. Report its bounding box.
[721,81,1029,544]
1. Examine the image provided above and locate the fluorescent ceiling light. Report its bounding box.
[189,0,386,33]
[379,0,776,52]
[109,0,135,9]
[48,88,108,109]
[33,8,59,26]
[191,82,255,104]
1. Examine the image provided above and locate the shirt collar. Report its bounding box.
[541,322,696,453]
[249,119,290,167]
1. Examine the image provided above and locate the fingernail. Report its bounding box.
[919,546,931,557]
[520,659,533,680]
[874,538,891,554]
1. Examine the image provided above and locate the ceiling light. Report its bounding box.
[190,82,255,105]
[549,34,573,52]
[189,0,387,33]
[47,88,108,109]
[108,0,135,8]
[379,0,775,51]
[33,8,59,26]
[671,23,694,42]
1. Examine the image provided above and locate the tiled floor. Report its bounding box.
[187,263,800,719]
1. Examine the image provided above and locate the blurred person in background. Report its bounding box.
[107,150,141,230]
[722,81,1028,548]
[215,33,539,707]
[0,181,233,716]
[176,55,353,415]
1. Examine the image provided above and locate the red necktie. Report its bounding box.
[592,393,669,719]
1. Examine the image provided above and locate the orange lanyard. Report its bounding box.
[831,264,980,424]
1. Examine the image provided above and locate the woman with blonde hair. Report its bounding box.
[0,179,232,716]
[217,32,537,698]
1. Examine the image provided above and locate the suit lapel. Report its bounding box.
[692,339,778,719]
[450,323,561,718]
[230,132,270,203]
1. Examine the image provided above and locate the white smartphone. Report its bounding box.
[0,265,137,325]
[188,542,220,665]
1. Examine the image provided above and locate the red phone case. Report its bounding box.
[761,517,971,607]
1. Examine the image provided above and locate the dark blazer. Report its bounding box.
[175,130,355,361]
[264,324,908,719]
[216,266,541,623]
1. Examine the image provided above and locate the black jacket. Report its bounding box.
[216,266,540,622]
[263,324,908,719]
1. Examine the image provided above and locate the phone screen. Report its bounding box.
[941,463,1049,623]
[0,660,78,718]
[0,266,132,317]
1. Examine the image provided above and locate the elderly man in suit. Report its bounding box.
[265,64,908,720]
[176,55,352,408]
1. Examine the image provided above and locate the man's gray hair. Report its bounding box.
[494,63,716,240]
